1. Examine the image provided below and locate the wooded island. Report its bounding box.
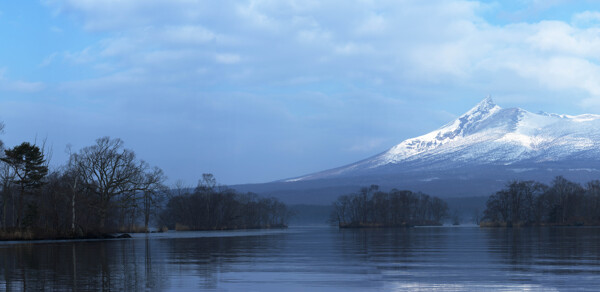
[330,185,449,228]
[481,176,600,227]
[0,127,290,240]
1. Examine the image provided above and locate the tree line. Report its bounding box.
[330,185,449,227]
[482,176,600,226]
[0,133,290,239]
[159,174,291,230]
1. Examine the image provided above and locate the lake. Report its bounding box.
[1,226,600,291]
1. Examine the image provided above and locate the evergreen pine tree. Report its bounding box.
[1,142,48,228]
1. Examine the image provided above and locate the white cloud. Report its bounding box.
[40,0,600,105]
[159,25,217,45]
[525,21,600,58]
[334,42,372,56]
[580,97,600,109]
[296,28,331,44]
[502,56,600,97]
[0,69,45,92]
[572,11,600,26]
[345,138,387,153]
[99,37,139,57]
[235,1,279,31]
[215,53,241,64]
[45,0,212,31]
[50,26,63,33]
[39,53,58,67]
[63,46,96,64]
[355,13,386,36]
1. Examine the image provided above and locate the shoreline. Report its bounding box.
[479,222,599,227]
[338,222,442,229]
[0,225,288,242]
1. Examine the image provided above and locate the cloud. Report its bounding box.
[356,13,386,36]
[572,11,600,26]
[159,25,218,44]
[215,53,241,64]
[39,52,58,67]
[34,1,600,112]
[50,26,63,33]
[505,57,600,96]
[0,68,45,92]
[63,46,96,64]
[56,1,599,100]
[345,138,387,153]
[40,1,600,118]
[0,80,45,92]
[44,0,205,31]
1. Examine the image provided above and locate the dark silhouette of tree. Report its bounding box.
[543,176,584,224]
[0,121,4,149]
[483,180,547,226]
[585,180,600,221]
[160,175,290,230]
[69,137,161,230]
[0,162,15,230]
[330,187,448,227]
[0,134,281,239]
[481,177,600,226]
[140,167,167,231]
[1,142,48,228]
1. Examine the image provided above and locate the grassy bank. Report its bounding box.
[0,229,135,241]
[338,222,443,228]
[174,223,288,231]
[479,221,597,227]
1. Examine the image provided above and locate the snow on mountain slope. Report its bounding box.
[288,97,600,182]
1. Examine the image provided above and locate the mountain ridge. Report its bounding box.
[233,98,600,204]
[285,97,600,182]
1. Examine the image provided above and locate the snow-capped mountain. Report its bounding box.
[288,97,600,182]
[234,98,600,204]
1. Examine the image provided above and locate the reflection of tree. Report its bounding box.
[0,233,285,290]
[166,234,282,289]
[483,228,600,274]
[0,239,170,291]
[335,228,449,266]
[482,228,537,270]
[72,244,77,292]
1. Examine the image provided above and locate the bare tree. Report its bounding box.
[0,121,4,149]
[140,166,167,231]
[0,162,14,229]
[70,137,148,230]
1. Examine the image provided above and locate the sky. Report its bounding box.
[2,0,600,185]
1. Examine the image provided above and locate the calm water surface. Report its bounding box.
[1,226,600,291]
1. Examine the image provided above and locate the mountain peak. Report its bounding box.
[464,96,498,117]
[481,95,494,105]
[286,98,600,183]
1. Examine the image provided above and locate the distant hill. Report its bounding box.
[233,97,600,205]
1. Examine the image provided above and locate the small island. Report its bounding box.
[160,178,291,231]
[480,176,600,227]
[330,185,449,228]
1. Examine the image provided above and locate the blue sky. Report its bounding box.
[2,0,600,185]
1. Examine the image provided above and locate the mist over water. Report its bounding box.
[1,226,600,291]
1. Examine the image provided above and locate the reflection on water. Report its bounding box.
[1,227,600,291]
